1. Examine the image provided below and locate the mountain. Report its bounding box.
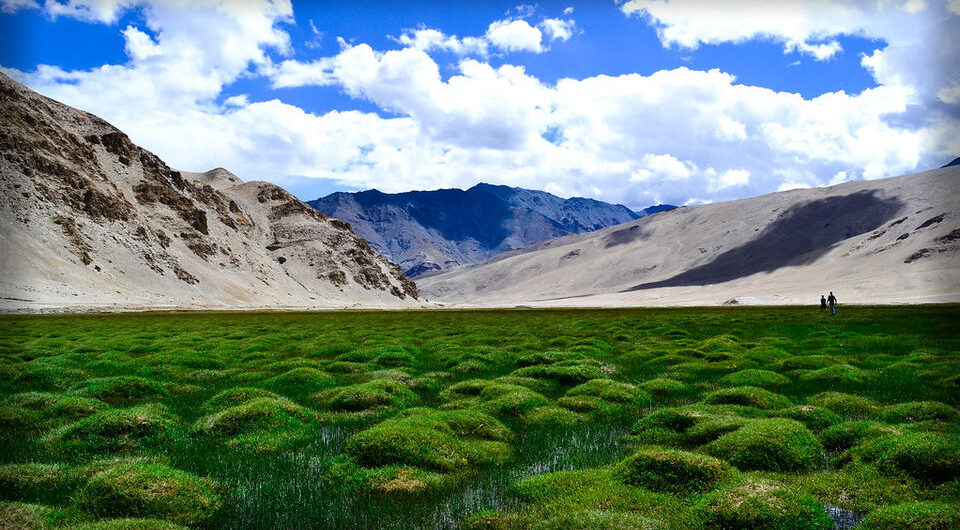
[0,73,418,312]
[418,167,960,307]
[943,156,960,168]
[308,183,673,277]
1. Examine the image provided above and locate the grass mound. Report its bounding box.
[0,463,79,503]
[193,397,315,451]
[878,401,958,423]
[613,446,733,494]
[362,466,451,496]
[512,361,607,386]
[517,350,586,367]
[11,365,86,391]
[721,369,790,388]
[317,379,418,412]
[807,392,880,418]
[260,368,335,394]
[66,376,169,405]
[638,377,689,396]
[201,387,280,413]
[559,379,651,416]
[704,386,793,409]
[2,392,107,427]
[43,404,179,455]
[565,379,650,404]
[476,384,550,419]
[345,408,512,472]
[800,364,874,384]
[779,355,837,371]
[853,432,960,482]
[0,501,67,529]
[523,406,582,426]
[819,421,900,452]
[699,479,833,530]
[854,501,960,530]
[703,418,824,472]
[768,405,842,432]
[632,405,754,447]
[77,462,221,526]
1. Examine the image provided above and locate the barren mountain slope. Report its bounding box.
[0,73,418,312]
[419,166,960,306]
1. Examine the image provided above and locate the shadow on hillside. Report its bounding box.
[625,190,904,291]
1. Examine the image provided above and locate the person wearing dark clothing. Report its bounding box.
[827,292,837,315]
[820,295,827,312]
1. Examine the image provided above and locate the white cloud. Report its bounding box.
[223,94,248,107]
[619,0,865,60]
[393,27,489,56]
[563,7,574,15]
[485,19,544,53]
[0,0,38,14]
[717,168,750,188]
[121,26,161,60]
[43,0,134,23]
[391,14,580,58]
[630,153,696,182]
[539,17,577,41]
[5,0,957,211]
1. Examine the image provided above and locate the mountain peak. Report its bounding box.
[309,185,672,277]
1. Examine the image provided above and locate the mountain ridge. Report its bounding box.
[418,166,960,307]
[0,72,419,312]
[308,184,673,277]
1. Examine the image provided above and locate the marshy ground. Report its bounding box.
[1,307,958,529]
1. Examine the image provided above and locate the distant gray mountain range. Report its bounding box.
[308,184,674,277]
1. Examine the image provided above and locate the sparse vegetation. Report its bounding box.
[0,306,957,528]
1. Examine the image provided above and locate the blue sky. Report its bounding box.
[1,1,958,208]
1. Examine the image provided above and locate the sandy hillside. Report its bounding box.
[418,166,960,307]
[0,73,421,312]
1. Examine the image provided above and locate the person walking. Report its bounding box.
[820,295,827,312]
[827,292,837,315]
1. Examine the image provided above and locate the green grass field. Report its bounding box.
[1,307,958,529]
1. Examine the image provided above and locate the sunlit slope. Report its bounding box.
[0,73,418,312]
[419,166,960,306]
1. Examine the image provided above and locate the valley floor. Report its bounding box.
[1,307,958,529]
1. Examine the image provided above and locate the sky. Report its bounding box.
[1,1,958,209]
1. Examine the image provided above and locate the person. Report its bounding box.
[820,295,827,312]
[827,291,837,315]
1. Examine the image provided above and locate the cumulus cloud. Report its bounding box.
[539,17,578,41]
[485,19,544,53]
[393,27,489,56]
[392,13,578,57]
[619,0,960,171]
[4,0,957,210]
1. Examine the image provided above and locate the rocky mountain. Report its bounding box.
[0,73,418,312]
[418,166,960,307]
[308,184,673,277]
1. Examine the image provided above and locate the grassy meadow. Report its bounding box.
[1,306,959,529]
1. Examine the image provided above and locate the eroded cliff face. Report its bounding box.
[0,72,417,311]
